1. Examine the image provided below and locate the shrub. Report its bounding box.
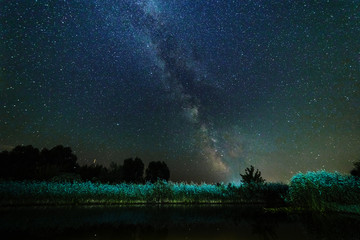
[240,165,265,184]
[288,171,360,211]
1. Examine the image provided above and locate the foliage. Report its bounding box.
[151,180,173,202]
[0,145,78,181]
[0,145,40,180]
[0,146,172,185]
[240,165,265,184]
[2,169,360,212]
[106,162,124,183]
[76,164,107,182]
[288,171,360,212]
[145,161,170,183]
[0,180,288,206]
[123,157,144,183]
[40,145,78,173]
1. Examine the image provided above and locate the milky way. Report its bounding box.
[1,0,359,182]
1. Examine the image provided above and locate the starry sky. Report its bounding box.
[1,0,359,183]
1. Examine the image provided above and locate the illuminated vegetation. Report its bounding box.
[288,171,360,213]
[0,180,287,206]
[0,171,359,214]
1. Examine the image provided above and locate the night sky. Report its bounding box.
[1,0,359,183]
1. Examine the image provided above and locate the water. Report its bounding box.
[0,205,359,240]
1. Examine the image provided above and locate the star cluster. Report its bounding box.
[1,0,359,182]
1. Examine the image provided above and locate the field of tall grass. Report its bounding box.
[1,171,359,213]
[0,180,287,206]
[288,171,360,213]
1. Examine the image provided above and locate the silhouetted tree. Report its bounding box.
[0,145,41,180]
[106,161,124,183]
[35,163,62,180]
[350,160,360,178]
[145,161,170,183]
[77,164,106,182]
[40,145,78,173]
[0,145,81,180]
[123,157,144,183]
[240,165,265,184]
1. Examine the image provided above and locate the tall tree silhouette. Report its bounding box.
[145,161,170,183]
[106,161,124,183]
[240,165,265,184]
[40,145,78,173]
[0,145,40,180]
[77,164,106,182]
[123,157,144,183]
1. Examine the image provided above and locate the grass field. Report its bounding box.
[288,171,360,213]
[1,171,359,214]
[0,180,287,206]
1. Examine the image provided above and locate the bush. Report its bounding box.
[240,165,265,184]
[288,171,360,211]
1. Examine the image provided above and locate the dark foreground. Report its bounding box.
[1,205,359,240]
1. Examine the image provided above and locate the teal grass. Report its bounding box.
[0,180,287,206]
[0,171,359,214]
[287,171,360,214]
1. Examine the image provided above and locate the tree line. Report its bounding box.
[0,145,170,183]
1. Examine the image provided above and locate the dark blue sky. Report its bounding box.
[1,0,359,182]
